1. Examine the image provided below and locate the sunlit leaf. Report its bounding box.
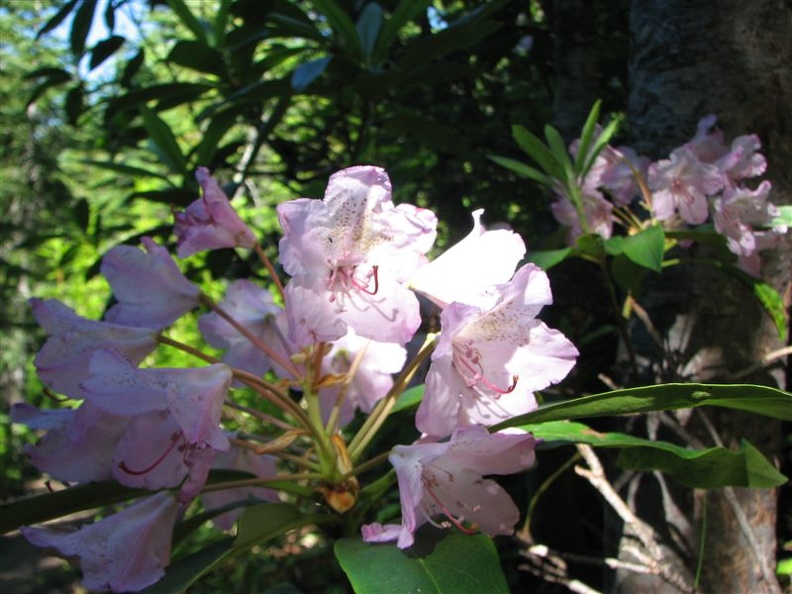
[622,224,664,272]
[494,383,792,431]
[522,420,787,488]
[336,528,509,594]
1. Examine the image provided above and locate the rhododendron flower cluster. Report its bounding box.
[551,116,787,276]
[14,165,577,592]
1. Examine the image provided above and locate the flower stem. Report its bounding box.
[347,334,436,461]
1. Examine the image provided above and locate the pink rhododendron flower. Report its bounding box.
[716,134,767,184]
[686,114,730,163]
[361,425,536,549]
[29,298,158,397]
[712,180,786,276]
[276,165,437,345]
[416,264,578,438]
[551,189,614,243]
[13,402,128,483]
[174,167,257,257]
[22,491,181,593]
[648,146,724,224]
[409,209,526,309]
[102,237,201,329]
[318,329,407,427]
[201,446,279,530]
[82,350,232,452]
[199,279,293,378]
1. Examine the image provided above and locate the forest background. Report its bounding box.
[1,0,791,592]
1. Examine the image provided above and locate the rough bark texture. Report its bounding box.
[626,1,792,592]
[550,0,601,141]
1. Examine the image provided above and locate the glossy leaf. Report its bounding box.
[526,248,574,270]
[291,57,331,92]
[141,539,235,594]
[581,112,623,178]
[356,3,383,63]
[336,528,509,594]
[544,124,574,181]
[522,420,787,488]
[312,0,364,59]
[493,383,792,431]
[622,224,665,272]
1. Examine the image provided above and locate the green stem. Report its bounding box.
[347,334,436,461]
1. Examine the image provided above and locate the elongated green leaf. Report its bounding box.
[141,538,235,594]
[392,384,424,413]
[356,3,383,62]
[493,383,792,431]
[81,159,173,183]
[291,56,331,92]
[526,248,573,270]
[37,0,79,39]
[581,113,623,178]
[618,439,787,488]
[336,528,509,594]
[574,100,602,173]
[145,502,334,593]
[139,106,188,176]
[0,482,150,534]
[372,0,431,66]
[488,155,552,186]
[89,35,125,70]
[544,124,574,180]
[167,40,225,77]
[70,0,97,56]
[165,0,208,44]
[512,125,565,181]
[622,224,665,272]
[312,0,364,59]
[522,421,787,488]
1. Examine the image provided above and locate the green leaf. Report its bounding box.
[37,0,79,39]
[89,35,125,70]
[141,539,235,594]
[574,233,607,262]
[167,40,226,77]
[526,248,573,270]
[336,528,509,594]
[144,502,334,593]
[718,263,789,341]
[139,106,188,176]
[372,0,431,66]
[487,155,552,186]
[356,3,384,63]
[492,383,792,432]
[581,112,624,179]
[574,100,602,174]
[291,57,332,92]
[0,481,151,535]
[65,83,85,125]
[523,420,787,488]
[511,125,565,181]
[544,124,574,180]
[80,159,173,183]
[70,0,97,56]
[165,0,208,44]
[771,205,792,227]
[391,384,424,413]
[618,438,787,488]
[610,253,647,294]
[311,0,364,59]
[622,224,665,272]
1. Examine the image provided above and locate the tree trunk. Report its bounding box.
[624,1,792,592]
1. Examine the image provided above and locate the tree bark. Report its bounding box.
[625,1,792,592]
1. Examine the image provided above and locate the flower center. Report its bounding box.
[451,341,518,398]
[327,265,379,301]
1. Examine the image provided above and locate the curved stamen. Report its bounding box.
[453,343,519,397]
[351,265,379,295]
[118,430,184,476]
[421,475,478,535]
